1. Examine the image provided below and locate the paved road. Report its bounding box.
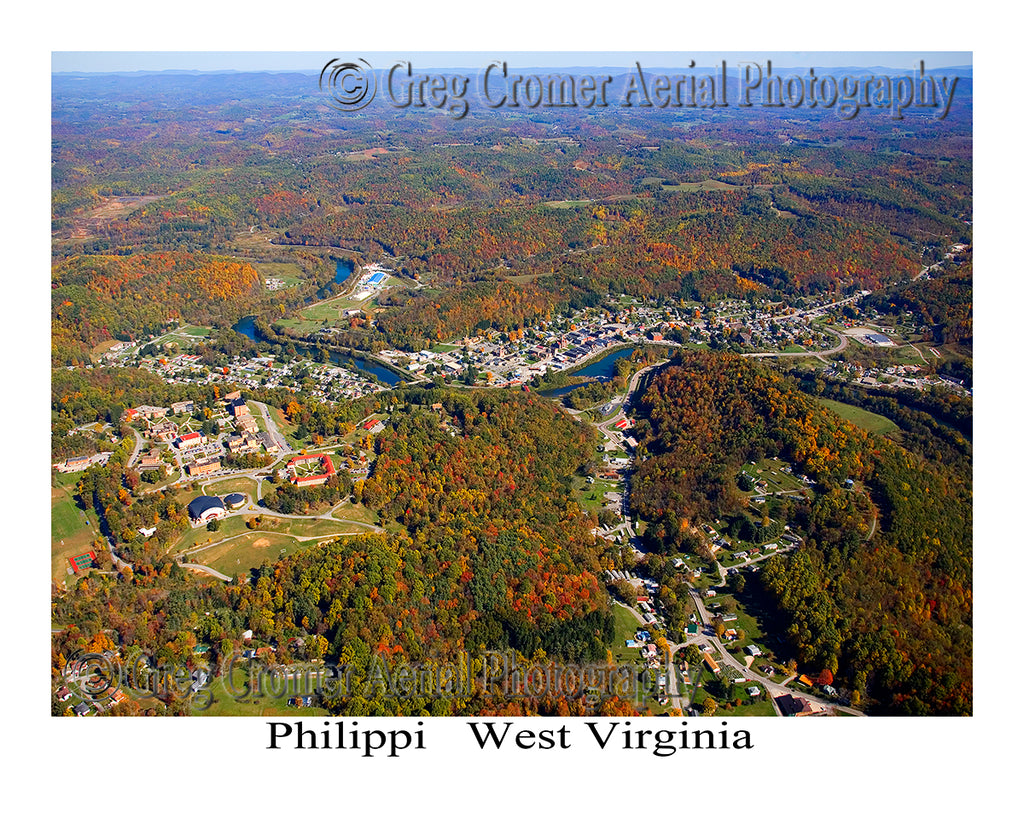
[126,428,146,468]
[683,585,863,716]
[612,570,863,716]
[253,400,291,454]
[179,563,233,581]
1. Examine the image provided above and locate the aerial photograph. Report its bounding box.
[50,49,973,724]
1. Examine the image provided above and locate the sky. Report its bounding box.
[52,51,972,74]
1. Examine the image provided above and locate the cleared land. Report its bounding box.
[659,179,740,192]
[255,261,305,288]
[198,528,362,577]
[192,671,329,717]
[611,603,645,665]
[51,483,100,582]
[574,476,621,515]
[815,397,899,434]
[203,476,258,499]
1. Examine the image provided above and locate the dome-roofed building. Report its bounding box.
[224,493,247,510]
[187,495,226,524]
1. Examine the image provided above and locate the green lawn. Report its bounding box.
[52,488,90,541]
[203,476,258,500]
[743,457,806,494]
[611,604,645,665]
[544,198,597,209]
[715,697,777,716]
[284,285,388,333]
[815,397,899,435]
[330,500,380,526]
[707,593,765,644]
[186,515,370,576]
[192,670,330,717]
[267,404,305,450]
[574,476,621,514]
[52,469,84,489]
[203,532,322,576]
[256,261,305,288]
[687,680,776,716]
[51,483,99,581]
[659,179,739,192]
[172,514,251,555]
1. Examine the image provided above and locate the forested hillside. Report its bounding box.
[53,388,619,715]
[631,351,971,714]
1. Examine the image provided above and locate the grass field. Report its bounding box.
[658,179,739,192]
[52,469,84,489]
[544,198,598,209]
[149,325,213,346]
[815,397,899,435]
[687,679,777,716]
[329,501,379,526]
[706,593,765,643]
[51,484,99,581]
[204,527,364,576]
[574,476,621,514]
[280,271,412,334]
[202,532,315,576]
[192,671,330,717]
[202,476,258,500]
[611,604,644,665]
[89,338,123,359]
[256,261,305,288]
[172,514,251,555]
[740,457,806,495]
[182,512,372,576]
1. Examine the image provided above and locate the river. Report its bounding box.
[231,315,402,387]
[542,346,636,397]
[335,257,354,285]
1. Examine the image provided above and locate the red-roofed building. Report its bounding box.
[286,453,336,486]
[175,431,207,450]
